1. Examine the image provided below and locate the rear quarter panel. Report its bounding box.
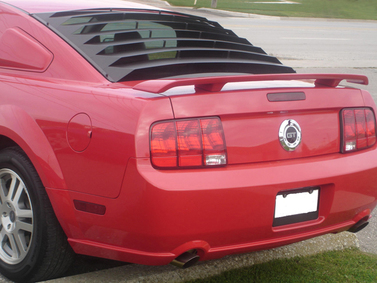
[0,4,174,198]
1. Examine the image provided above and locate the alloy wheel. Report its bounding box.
[0,169,33,265]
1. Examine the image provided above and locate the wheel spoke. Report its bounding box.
[16,208,33,219]
[0,227,7,242]
[11,181,24,205]
[7,175,17,201]
[0,178,6,204]
[13,231,28,258]
[8,234,20,260]
[0,198,5,214]
[16,221,33,233]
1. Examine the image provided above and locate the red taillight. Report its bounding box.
[176,119,202,167]
[342,108,376,152]
[366,110,377,146]
[150,121,177,167]
[150,117,227,168]
[200,118,227,166]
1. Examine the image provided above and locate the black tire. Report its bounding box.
[0,147,74,282]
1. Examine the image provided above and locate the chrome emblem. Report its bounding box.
[279,119,301,151]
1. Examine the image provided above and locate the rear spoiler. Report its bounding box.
[133,73,368,93]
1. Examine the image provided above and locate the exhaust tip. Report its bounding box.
[348,217,369,233]
[171,251,200,269]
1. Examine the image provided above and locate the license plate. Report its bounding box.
[273,187,319,227]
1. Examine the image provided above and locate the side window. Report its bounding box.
[0,27,53,72]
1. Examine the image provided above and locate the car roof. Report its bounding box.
[1,0,154,13]
[2,0,295,81]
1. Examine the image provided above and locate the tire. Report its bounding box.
[0,147,74,282]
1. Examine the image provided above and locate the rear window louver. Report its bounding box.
[33,9,295,82]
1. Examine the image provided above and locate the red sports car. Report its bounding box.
[0,0,376,282]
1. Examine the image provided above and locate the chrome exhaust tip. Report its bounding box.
[171,251,200,269]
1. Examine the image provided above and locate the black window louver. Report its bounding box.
[33,8,295,82]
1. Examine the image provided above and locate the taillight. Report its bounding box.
[150,117,227,168]
[150,121,177,167]
[341,108,376,152]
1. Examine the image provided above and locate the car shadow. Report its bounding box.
[61,255,128,278]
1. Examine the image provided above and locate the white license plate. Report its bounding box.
[274,188,319,219]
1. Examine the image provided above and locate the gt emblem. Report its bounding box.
[279,119,302,151]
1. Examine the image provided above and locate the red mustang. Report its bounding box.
[0,0,376,282]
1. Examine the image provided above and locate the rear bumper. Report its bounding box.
[64,148,377,265]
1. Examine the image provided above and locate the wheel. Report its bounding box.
[0,147,74,282]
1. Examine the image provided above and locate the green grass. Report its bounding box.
[186,248,377,283]
[167,0,377,20]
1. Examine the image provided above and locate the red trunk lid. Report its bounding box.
[134,74,368,165]
[170,86,364,164]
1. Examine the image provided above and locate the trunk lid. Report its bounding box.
[134,74,368,164]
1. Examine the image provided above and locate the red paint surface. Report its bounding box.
[0,0,376,266]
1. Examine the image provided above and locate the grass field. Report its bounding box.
[166,0,377,20]
[186,248,377,283]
